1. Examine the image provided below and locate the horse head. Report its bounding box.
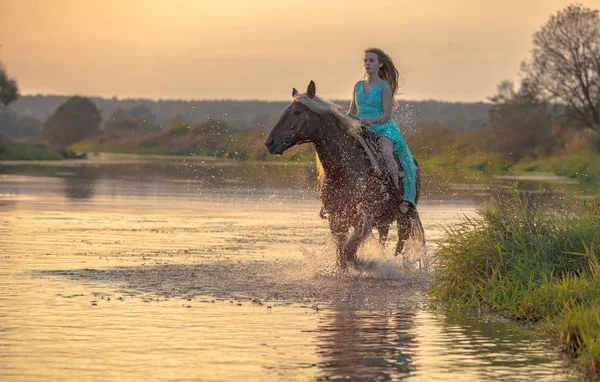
[265,81,321,155]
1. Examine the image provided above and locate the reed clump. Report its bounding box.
[429,187,600,374]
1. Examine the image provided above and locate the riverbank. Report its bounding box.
[69,128,598,189]
[0,136,79,160]
[428,188,600,375]
[4,127,597,194]
[69,129,315,162]
[416,147,599,188]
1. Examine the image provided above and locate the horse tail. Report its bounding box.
[414,157,421,205]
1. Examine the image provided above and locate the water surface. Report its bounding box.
[0,155,580,381]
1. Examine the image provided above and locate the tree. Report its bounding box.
[0,62,19,108]
[41,96,102,147]
[0,110,41,139]
[104,105,157,131]
[522,4,600,131]
[18,116,42,138]
[488,80,554,160]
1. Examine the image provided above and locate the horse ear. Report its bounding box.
[292,88,298,97]
[307,81,316,98]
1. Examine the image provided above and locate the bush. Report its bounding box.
[590,131,600,154]
[41,96,102,147]
[556,149,600,184]
[429,187,600,373]
[0,140,77,160]
[163,122,190,136]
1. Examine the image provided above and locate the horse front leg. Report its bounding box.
[333,232,349,270]
[376,224,390,247]
[343,210,374,268]
[329,214,350,270]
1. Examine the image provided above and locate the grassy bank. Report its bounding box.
[70,129,315,162]
[416,150,599,191]
[0,136,79,160]
[405,127,599,187]
[67,125,599,188]
[555,149,600,185]
[429,188,600,374]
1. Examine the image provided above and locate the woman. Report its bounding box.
[348,47,417,206]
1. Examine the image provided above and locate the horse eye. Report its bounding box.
[293,110,302,115]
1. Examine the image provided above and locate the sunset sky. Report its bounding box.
[2,0,600,101]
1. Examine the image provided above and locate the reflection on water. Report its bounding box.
[0,155,582,381]
[60,166,101,200]
[312,309,568,381]
[0,154,320,198]
[313,308,417,380]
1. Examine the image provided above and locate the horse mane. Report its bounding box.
[294,93,364,194]
[293,94,362,136]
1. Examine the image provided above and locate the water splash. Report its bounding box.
[300,231,431,279]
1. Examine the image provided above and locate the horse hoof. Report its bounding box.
[337,262,349,272]
[394,242,406,257]
[355,259,376,270]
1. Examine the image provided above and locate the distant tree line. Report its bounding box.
[7,96,490,135]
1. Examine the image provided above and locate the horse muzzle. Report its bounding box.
[265,136,292,155]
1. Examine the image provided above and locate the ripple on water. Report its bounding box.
[39,257,429,311]
[1,163,582,381]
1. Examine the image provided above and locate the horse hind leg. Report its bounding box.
[412,210,426,246]
[395,215,411,257]
[412,210,428,271]
[395,210,427,269]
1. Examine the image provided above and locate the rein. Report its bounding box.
[346,116,383,177]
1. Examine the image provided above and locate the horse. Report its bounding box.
[265,80,423,270]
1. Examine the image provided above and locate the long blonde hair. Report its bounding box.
[364,48,403,106]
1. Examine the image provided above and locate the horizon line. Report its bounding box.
[16,92,491,105]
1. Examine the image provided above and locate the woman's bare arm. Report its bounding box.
[348,86,358,117]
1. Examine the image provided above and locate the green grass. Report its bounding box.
[429,187,600,375]
[556,149,600,185]
[67,125,600,191]
[70,130,317,162]
[0,140,78,160]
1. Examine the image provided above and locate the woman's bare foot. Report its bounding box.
[399,199,415,214]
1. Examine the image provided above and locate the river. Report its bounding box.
[0,154,583,381]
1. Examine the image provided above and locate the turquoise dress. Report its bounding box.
[355,80,417,203]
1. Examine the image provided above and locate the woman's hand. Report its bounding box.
[359,118,371,127]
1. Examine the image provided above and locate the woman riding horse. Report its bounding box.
[265,79,423,270]
[349,48,417,210]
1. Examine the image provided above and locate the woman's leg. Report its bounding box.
[394,138,417,204]
[380,137,400,190]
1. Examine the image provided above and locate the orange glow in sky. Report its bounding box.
[2,0,600,101]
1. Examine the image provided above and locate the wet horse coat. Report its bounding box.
[265,81,423,269]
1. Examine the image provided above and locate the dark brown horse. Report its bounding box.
[265,81,423,269]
